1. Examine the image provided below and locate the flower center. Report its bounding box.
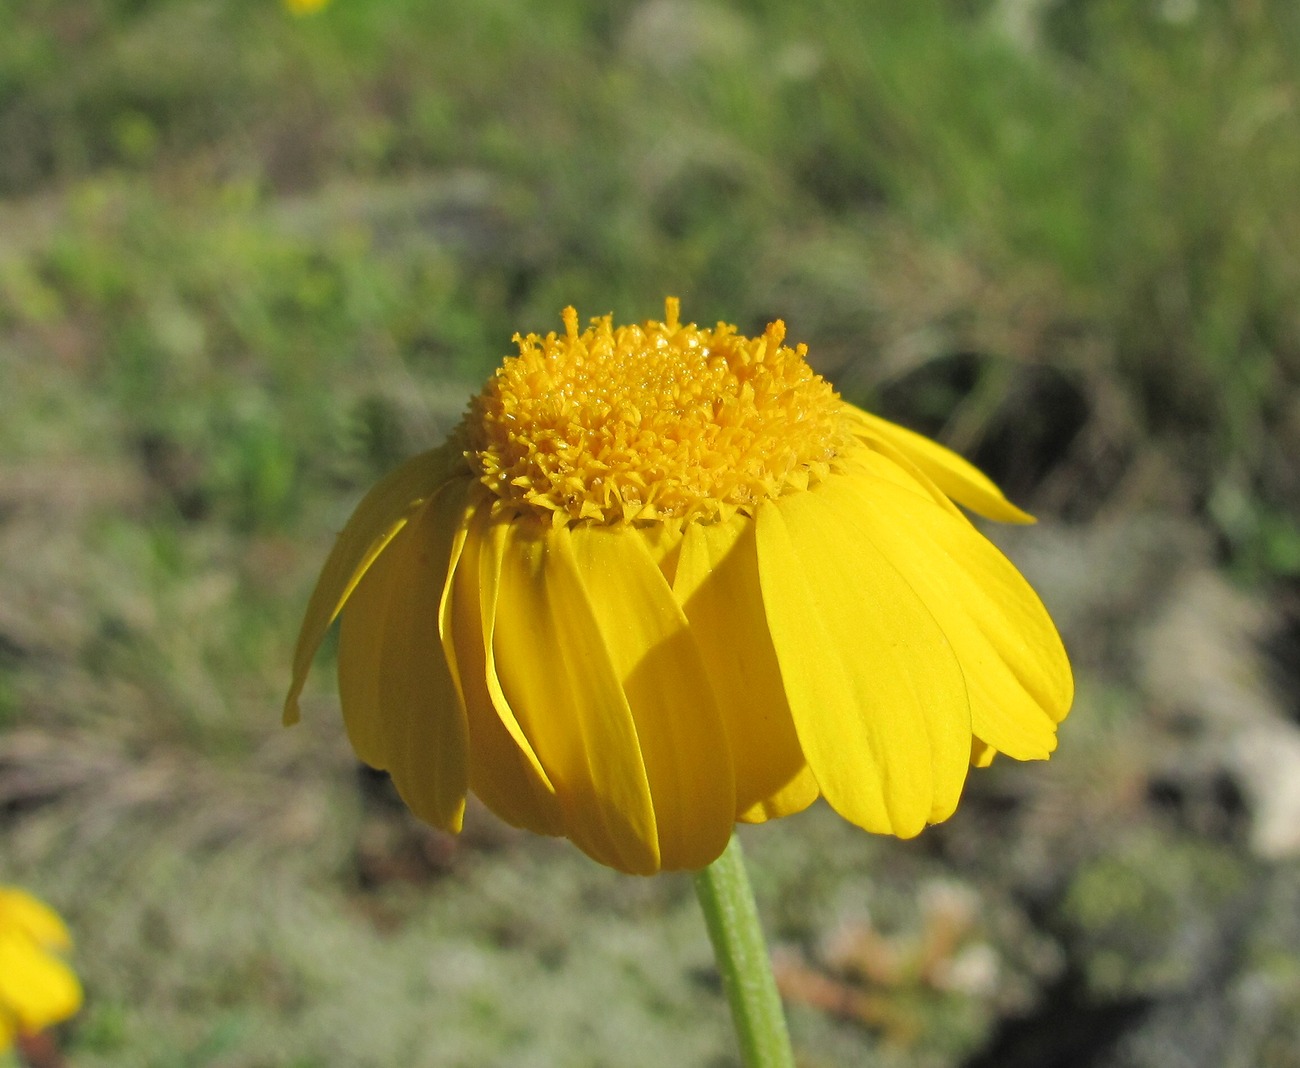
[463,299,848,524]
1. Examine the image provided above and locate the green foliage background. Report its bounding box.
[3,0,1300,1065]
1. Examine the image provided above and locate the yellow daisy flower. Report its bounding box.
[0,888,82,1050]
[284,0,330,15]
[286,300,1072,875]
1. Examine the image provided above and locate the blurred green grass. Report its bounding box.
[3,0,1300,1064]
[5,0,1300,563]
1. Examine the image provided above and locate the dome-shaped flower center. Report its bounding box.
[464,299,848,524]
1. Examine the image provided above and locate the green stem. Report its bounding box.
[693,833,796,1068]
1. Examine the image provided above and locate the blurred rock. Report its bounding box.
[1141,568,1300,859]
[621,1,757,73]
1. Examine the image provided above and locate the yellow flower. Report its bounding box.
[286,301,1072,875]
[284,0,329,15]
[0,888,82,1050]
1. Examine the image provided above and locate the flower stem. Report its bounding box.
[693,833,796,1068]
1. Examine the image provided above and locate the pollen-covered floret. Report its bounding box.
[464,299,851,524]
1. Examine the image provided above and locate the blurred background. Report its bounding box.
[2,0,1300,1064]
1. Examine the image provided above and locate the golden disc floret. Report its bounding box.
[463,299,850,525]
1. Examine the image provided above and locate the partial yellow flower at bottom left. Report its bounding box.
[0,888,82,1051]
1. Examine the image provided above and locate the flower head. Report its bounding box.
[284,0,330,15]
[0,888,82,1051]
[286,301,1072,874]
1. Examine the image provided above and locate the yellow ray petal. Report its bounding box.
[756,489,971,836]
[489,517,660,874]
[841,452,1072,758]
[385,485,473,832]
[475,515,561,794]
[0,890,72,952]
[636,521,686,583]
[285,445,465,725]
[673,513,817,823]
[336,484,471,832]
[736,767,819,824]
[839,437,965,521]
[445,502,562,836]
[0,929,82,1033]
[337,506,404,770]
[571,523,735,871]
[846,405,1034,524]
[337,482,476,770]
